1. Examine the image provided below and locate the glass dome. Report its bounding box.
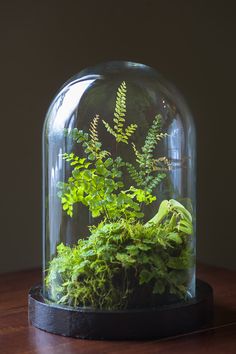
[43,61,196,310]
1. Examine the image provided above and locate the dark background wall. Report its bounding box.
[0,0,235,273]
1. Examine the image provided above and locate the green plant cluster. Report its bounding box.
[46,81,194,310]
[57,82,168,221]
[126,114,169,193]
[46,199,193,309]
[102,81,138,144]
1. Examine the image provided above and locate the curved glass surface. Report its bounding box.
[43,61,196,309]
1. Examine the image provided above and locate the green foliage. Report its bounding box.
[140,114,167,167]
[126,114,170,193]
[58,149,156,220]
[48,81,195,310]
[89,115,111,160]
[102,81,137,144]
[46,200,194,309]
[58,85,169,220]
[65,116,110,161]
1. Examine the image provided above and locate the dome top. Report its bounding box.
[58,61,189,111]
[46,61,194,138]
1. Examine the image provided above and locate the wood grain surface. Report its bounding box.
[0,264,236,354]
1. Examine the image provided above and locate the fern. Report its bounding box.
[126,162,143,186]
[102,81,137,144]
[145,173,167,193]
[142,115,163,152]
[65,116,110,161]
[137,114,168,171]
[89,114,99,145]
[152,157,171,171]
[89,115,110,160]
[127,114,169,193]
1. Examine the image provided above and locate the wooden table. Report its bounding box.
[0,265,236,353]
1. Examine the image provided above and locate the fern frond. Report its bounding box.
[89,114,99,143]
[87,115,102,159]
[126,162,143,186]
[146,173,166,193]
[131,142,142,164]
[89,114,110,159]
[152,157,171,172]
[102,120,117,138]
[131,142,139,157]
[127,114,169,193]
[114,81,127,134]
[125,124,137,137]
[67,120,110,161]
[103,81,137,144]
[141,114,167,158]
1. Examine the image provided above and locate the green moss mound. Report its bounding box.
[46,200,194,310]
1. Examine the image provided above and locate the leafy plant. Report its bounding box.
[102,81,137,144]
[46,81,194,310]
[126,114,170,194]
[46,200,193,309]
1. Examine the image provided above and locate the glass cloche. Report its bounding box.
[42,61,196,311]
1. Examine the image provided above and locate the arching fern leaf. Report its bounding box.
[89,115,110,160]
[103,81,137,144]
[126,114,169,193]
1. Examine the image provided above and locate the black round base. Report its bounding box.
[28,279,213,340]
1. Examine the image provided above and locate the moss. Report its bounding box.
[46,200,194,310]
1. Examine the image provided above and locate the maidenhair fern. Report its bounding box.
[59,82,170,219]
[89,114,100,154]
[102,81,137,144]
[88,115,110,160]
[127,114,170,193]
[58,111,155,221]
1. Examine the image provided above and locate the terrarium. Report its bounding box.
[29,61,213,339]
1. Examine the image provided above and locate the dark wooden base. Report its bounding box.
[28,279,213,340]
